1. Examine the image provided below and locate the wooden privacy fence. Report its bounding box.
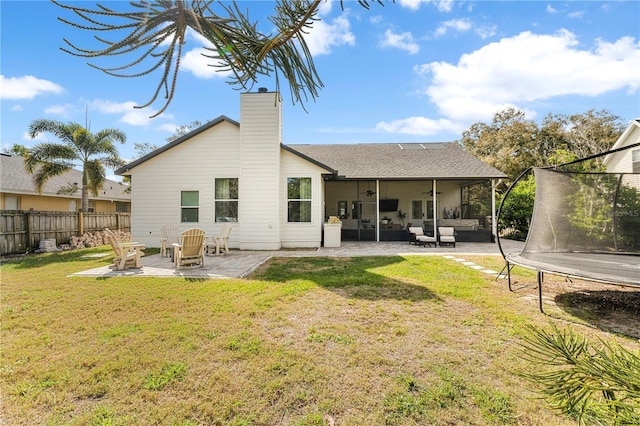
[0,210,131,256]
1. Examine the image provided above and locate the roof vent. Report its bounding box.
[258,87,268,93]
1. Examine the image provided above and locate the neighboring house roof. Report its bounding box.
[1,154,130,201]
[288,142,507,179]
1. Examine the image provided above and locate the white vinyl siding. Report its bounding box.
[238,92,283,249]
[128,120,240,247]
[280,150,325,247]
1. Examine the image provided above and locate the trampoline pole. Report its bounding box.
[537,271,544,313]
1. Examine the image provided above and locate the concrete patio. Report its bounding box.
[71,240,524,279]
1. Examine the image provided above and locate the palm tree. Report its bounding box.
[26,119,127,212]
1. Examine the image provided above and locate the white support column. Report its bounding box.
[432,179,438,238]
[375,179,380,242]
[491,179,498,242]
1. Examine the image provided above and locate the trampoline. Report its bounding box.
[497,144,640,312]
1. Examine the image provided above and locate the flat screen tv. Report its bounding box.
[379,199,399,212]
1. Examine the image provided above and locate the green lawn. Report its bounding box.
[1,248,637,425]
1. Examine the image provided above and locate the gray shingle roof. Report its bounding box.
[1,154,130,201]
[287,142,507,179]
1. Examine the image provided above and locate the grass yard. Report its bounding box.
[1,248,638,425]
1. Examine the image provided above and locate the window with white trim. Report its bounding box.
[215,178,238,222]
[181,191,199,222]
[287,177,312,222]
[632,149,640,173]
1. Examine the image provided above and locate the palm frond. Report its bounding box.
[85,159,106,197]
[53,1,389,116]
[519,323,640,424]
[32,162,73,193]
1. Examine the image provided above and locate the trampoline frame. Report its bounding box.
[497,143,640,313]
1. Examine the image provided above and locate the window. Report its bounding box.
[181,191,199,222]
[426,201,434,219]
[411,200,423,220]
[215,178,238,222]
[4,195,20,210]
[337,200,348,219]
[116,202,129,213]
[633,149,640,173]
[287,177,311,222]
[88,200,95,213]
[69,200,77,212]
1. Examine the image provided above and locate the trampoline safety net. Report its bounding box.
[515,168,640,285]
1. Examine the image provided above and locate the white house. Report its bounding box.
[604,119,640,172]
[603,119,640,190]
[116,89,507,250]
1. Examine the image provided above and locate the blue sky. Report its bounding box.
[1,1,639,180]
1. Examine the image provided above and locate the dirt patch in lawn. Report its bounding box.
[508,276,640,340]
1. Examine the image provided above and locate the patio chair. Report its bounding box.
[408,226,437,247]
[104,228,145,270]
[206,223,232,255]
[160,225,179,258]
[438,226,456,248]
[172,228,206,269]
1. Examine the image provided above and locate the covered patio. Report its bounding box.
[289,142,507,244]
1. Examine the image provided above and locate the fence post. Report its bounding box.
[79,211,84,235]
[26,210,33,253]
[116,212,121,230]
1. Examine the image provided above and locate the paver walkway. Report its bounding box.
[70,240,524,279]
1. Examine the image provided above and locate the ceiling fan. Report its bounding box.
[361,190,376,197]
[421,190,441,195]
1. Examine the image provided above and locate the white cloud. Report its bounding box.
[379,30,640,135]
[398,0,453,12]
[44,103,74,117]
[11,105,23,112]
[434,18,472,37]
[157,123,179,133]
[24,131,46,141]
[0,75,64,100]
[380,29,420,54]
[318,0,333,16]
[305,14,355,55]
[568,10,586,19]
[397,0,424,11]
[181,47,233,79]
[180,32,234,79]
[375,116,462,136]
[546,4,558,14]
[88,99,172,126]
[433,0,454,12]
[475,25,497,40]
